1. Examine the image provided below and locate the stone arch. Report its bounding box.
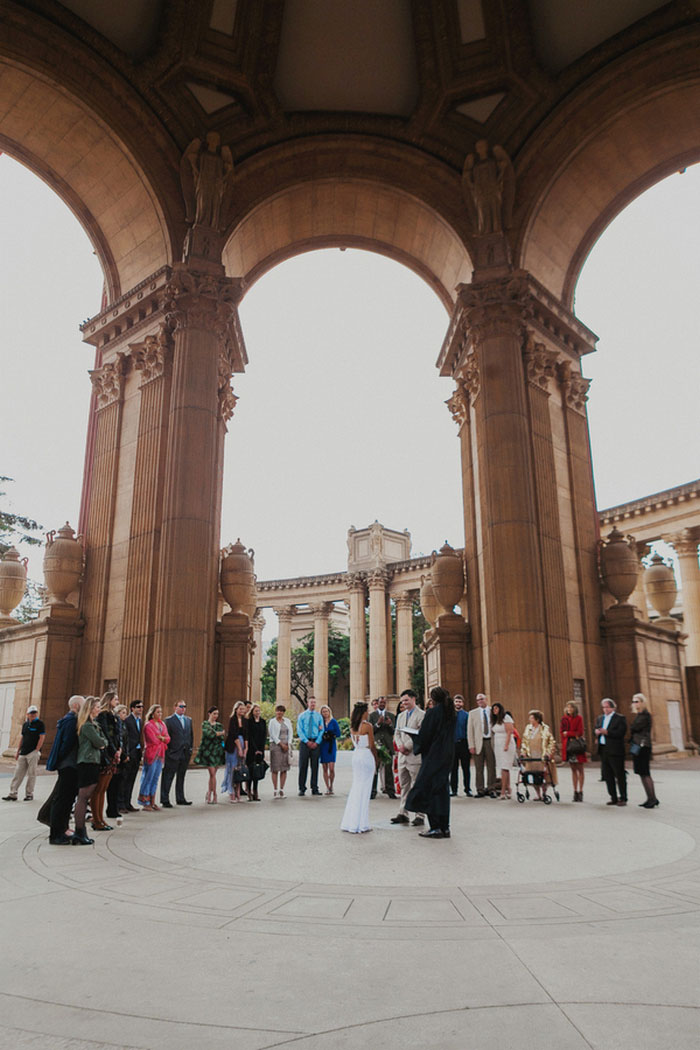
[222,178,472,312]
[0,61,172,301]
[519,77,700,310]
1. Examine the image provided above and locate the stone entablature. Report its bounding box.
[599,479,700,542]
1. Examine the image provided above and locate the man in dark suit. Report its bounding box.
[161,701,194,807]
[369,696,396,799]
[120,700,143,812]
[594,698,628,806]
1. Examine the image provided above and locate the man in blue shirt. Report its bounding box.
[297,696,324,795]
[451,695,471,796]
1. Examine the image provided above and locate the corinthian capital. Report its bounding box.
[457,273,531,350]
[446,385,469,428]
[367,568,390,589]
[665,529,699,559]
[273,605,296,623]
[131,324,173,385]
[522,332,558,392]
[89,355,125,409]
[219,383,238,426]
[558,361,591,413]
[311,602,334,619]
[164,265,244,335]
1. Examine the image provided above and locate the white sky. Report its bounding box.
[1,154,699,637]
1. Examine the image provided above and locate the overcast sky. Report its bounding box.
[1,155,698,636]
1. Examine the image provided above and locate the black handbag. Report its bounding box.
[252,759,269,781]
[566,735,586,757]
[629,742,642,756]
[232,763,249,784]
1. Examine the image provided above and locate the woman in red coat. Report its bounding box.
[560,701,587,802]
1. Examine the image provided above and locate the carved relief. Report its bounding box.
[273,606,296,622]
[666,529,699,559]
[180,133,234,232]
[458,274,531,350]
[367,568,390,589]
[164,268,242,333]
[462,141,515,235]
[558,361,591,413]
[89,355,125,409]
[345,572,367,594]
[446,385,469,428]
[522,332,558,391]
[219,383,238,425]
[131,323,173,384]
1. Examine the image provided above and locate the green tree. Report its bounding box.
[260,625,350,709]
[0,476,42,556]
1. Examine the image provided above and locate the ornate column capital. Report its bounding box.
[557,360,591,413]
[665,529,700,559]
[273,605,296,623]
[394,592,414,611]
[89,354,126,409]
[446,384,469,427]
[131,324,173,385]
[367,568,391,590]
[456,273,531,350]
[311,602,334,619]
[345,572,367,593]
[164,266,246,364]
[522,331,559,392]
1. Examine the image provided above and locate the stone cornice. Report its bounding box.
[81,267,172,349]
[599,480,700,526]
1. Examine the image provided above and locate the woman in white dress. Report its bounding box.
[490,701,517,799]
[340,701,378,834]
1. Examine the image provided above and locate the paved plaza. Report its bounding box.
[1,757,700,1050]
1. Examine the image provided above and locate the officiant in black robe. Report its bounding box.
[406,686,455,838]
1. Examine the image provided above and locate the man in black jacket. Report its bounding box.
[161,701,194,807]
[45,695,83,844]
[120,700,143,812]
[594,698,628,806]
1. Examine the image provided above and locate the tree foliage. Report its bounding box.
[0,476,43,556]
[260,625,350,710]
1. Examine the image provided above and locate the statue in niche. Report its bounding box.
[462,140,515,234]
[180,132,234,232]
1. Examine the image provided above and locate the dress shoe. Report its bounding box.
[49,834,72,845]
[72,828,94,845]
[370,792,377,799]
[91,823,113,831]
[311,790,322,796]
[419,829,445,838]
[176,800,192,806]
[606,800,618,806]
[617,800,627,806]
[450,790,457,797]
[126,805,139,812]
[390,814,409,824]
[298,791,306,796]
[411,817,425,826]
[161,801,173,808]
[2,795,17,801]
[641,799,660,808]
[465,790,473,796]
[24,795,34,801]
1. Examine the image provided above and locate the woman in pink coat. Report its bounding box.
[138,704,170,811]
[560,701,587,802]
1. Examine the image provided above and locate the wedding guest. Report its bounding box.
[195,706,225,804]
[92,691,121,831]
[73,697,108,845]
[320,705,341,795]
[246,703,267,801]
[406,686,455,838]
[297,697,324,796]
[120,700,143,812]
[491,702,516,799]
[222,701,247,802]
[630,693,658,808]
[521,710,555,801]
[106,704,129,823]
[451,694,471,796]
[2,705,45,802]
[46,695,82,844]
[138,704,170,810]
[161,701,194,807]
[560,701,587,801]
[594,698,628,806]
[269,704,293,798]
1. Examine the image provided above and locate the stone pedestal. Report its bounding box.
[421,613,469,701]
[600,603,691,752]
[216,612,253,712]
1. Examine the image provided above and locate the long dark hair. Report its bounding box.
[350,701,368,732]
[491,702,506,725]
[430,687,455,723]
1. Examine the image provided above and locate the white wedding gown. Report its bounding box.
[340,732,375,833]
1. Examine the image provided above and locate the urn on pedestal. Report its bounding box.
[0,547,28,625]
[43,522,83,606]
[599,527,639,606]
[643,553,678,628]
[430,542,465,616]
[220,539,256,621]
[419,574,440,629]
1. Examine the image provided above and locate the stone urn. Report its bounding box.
[599,527,639,605]
[430,541,465,614]
[43,522,83,605]
[220,539,256,621]
[643,553,678,625]
[419,574,440,628]
[0,547,28,623]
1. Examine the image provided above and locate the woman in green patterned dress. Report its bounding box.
[195,706,225,804]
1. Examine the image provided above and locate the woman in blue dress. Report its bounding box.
[319,705,341,795]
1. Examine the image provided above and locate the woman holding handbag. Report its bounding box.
[222,701,247,803]
[630,693,658,808]
[560,701,587,802]
[245,704,267,801]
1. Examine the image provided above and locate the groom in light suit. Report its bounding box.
[391,689,425,826]
[161,701,194,807]
[467,693,497,796]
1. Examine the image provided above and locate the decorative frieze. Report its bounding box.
[131,324,173,385]
[89,355,126,409]
[523,332,558,391]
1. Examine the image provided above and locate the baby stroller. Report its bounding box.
[515,755,560,804]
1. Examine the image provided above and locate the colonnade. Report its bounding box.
[270,575,417,711]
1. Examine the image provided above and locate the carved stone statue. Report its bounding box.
[180,131,234,232]
[462,139,515,234]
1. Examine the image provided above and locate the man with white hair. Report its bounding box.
[594,698,628,806]
[45,695,83,844]
[467,693,496,797]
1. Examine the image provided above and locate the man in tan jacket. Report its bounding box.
[391,689,425,826]
[467,693,497,796]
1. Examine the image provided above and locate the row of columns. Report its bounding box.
[631,530,700,666]
[270,577,417,708]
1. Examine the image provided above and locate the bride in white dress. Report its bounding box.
[341,701,378,834]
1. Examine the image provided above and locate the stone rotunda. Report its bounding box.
[0,1,699,754]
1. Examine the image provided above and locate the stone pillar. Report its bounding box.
[422,613,469,700]
[346,573,367,704]
[150,266,244,725]
[312,602,332,703]
[274,606,294,707]
[216,613,253,711]
[668,531,700,665]
[251,612,265,704]
[368,569,389,698]
[78,355,126,692]
[385,592,395,694]
[394,593,414,694]
[118,329,172,701]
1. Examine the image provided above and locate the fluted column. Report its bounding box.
[347,573,367,704]
[668,531,700,665]
[150,266,244,723]
[312,602,333,703]
[78,355,126,692]
[395,592,414,694]
[368,569,389,698]
[251,612,265,704]
[275,606,294,706]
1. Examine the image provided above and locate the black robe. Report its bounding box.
[406,705,455,827]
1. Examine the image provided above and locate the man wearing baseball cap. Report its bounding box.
[3,705,45,802]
